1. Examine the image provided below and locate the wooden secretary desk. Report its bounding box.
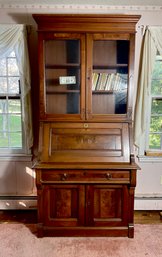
[33,14,140,238]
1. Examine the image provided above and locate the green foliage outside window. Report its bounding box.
[149,55,162,150]
[0,52,22,150]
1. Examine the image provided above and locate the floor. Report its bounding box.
[0,210,161,224]
[134,210,162,224]
[0,210,38,224]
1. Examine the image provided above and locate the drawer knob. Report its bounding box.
[106,173,112,180]
[61,173,68,181]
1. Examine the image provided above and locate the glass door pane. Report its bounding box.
[45,39,80,114]
[92,40,129,114]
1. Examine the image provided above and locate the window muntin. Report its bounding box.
[148,54,162,151]
[0,51,23,152]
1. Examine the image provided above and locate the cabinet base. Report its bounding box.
[37,224,134,238]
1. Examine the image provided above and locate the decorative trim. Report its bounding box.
[0,154,32,162]
[137,155,162,163]
[0,4,162,12]
[1,196,162,210]
[135,197,162,210]
[136,194,162,198]
[0,196,37,210]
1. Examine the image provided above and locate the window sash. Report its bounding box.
[0,52,23,153]
[146,55,162,153]
[0,24,33,154]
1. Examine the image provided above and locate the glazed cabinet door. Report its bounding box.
[38,33,86,120]
[41,184,85,227]
[86,184,129,226]
[86,33,131,121]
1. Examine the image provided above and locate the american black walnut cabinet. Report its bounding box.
[33,14,140,238]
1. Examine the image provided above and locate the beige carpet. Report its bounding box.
[0,223,162,257]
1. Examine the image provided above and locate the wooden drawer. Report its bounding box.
[39,170,130,184]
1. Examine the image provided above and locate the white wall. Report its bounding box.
[0,3,162,209]
[0,158,37,209]
[135,159,162,210]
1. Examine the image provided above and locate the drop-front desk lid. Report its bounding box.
[36,122,140,170]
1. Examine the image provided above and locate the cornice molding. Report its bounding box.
[0,4,162,11]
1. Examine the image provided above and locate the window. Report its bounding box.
[0,24,33,156]
[148,54,162,151]
[0,51,24,153]
[134,26,162,157]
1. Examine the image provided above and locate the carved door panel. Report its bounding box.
[42,184,85,227]
[86,185,129,226]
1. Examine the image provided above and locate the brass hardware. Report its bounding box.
[83,123,88,128]
[87,68,91,80]
[61,173,68,181]
[105,173,112,180]
[81,108,85,119]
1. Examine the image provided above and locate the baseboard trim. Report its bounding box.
[135,197,162,210]
[0,196,37,210]
[0,196,161,210]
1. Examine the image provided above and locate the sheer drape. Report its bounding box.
[134,26,162,155]
[0,24,33,151]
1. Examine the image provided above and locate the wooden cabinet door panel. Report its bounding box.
[42,184,85,227]
[86,185,129,226]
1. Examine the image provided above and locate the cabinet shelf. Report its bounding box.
[92,90,126,94]
[46,90,80,94]
[92,90,114,94]
[45,64,80,69]
[46,90,126,94]
[93,64,128,70]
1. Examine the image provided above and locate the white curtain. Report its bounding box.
[134,26,162,155]
[0,24,33,151]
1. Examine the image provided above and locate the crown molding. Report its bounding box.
[0,4,162,11]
